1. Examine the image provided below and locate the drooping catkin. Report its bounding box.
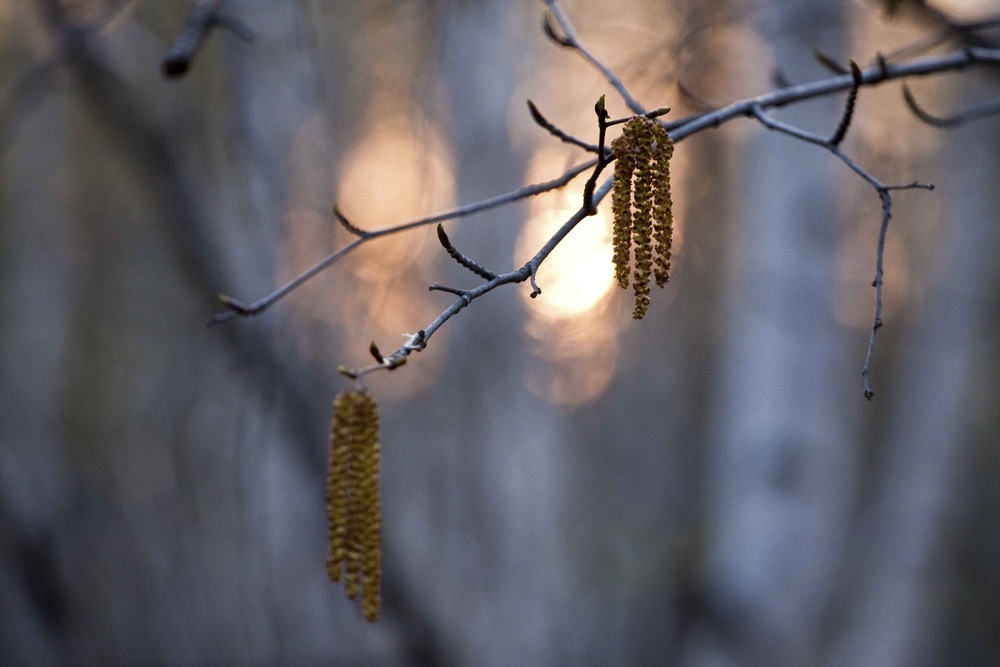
[650,124,674,288]
[326,388,382,623]
[630,119,655,319]
[609,116,676,319]
[611,133,636,289]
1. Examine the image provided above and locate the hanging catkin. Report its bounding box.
[610,116,675,319]
[326,388,382,622]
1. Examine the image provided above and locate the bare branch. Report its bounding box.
[206,0,999,393]
[749,103,933,398]
[669,47,1000,142]
[340,178,616,377]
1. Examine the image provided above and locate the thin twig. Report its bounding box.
[436,224,497,280]
[343,178,616,378]
[527,99,602,153]
[862,190,892,401]
[210,158,596,324]
[582,96,611,214]
[542,0,646,115]
[750,103,933,398]
[669,47,1000,142]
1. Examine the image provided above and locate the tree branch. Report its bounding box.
[211,4,1000,393]
[210,158,596,324]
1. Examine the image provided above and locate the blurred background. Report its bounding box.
[1,0,998,665]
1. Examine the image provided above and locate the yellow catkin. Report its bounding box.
[650,124,674,288]
[326,388,382,623]
[343,393,363,601]
[326,392,352,583]
[611,133,636,289]
[630,119,655,319]
[354,391,381,623]
[609,115,676,319]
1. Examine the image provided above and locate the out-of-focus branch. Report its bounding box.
[902,83,1000,127]
[541,0,646,115]
[162,0,253,78]
[667,47,1000,142]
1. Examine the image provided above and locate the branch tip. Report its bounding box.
[436,223,497,280]
[595,94,608,119]
[541,10,571,47]
[813,49,849,74]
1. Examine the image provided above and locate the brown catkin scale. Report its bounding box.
[609,116,676,319]
[326,388,382,623]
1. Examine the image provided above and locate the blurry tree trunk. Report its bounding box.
[390,3,574,665]
[688,1,857,664]
[829,95,1000,667]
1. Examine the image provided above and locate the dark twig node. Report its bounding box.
[529,266,542,298]
[541,10,572,47]
[162,0,253,78]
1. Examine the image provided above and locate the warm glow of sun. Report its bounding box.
[515,147,626,406]
[516,193,616,319]
[280,110,456,398]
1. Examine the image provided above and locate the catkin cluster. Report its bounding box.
[326,389,382,623]
[610,116,675,319]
